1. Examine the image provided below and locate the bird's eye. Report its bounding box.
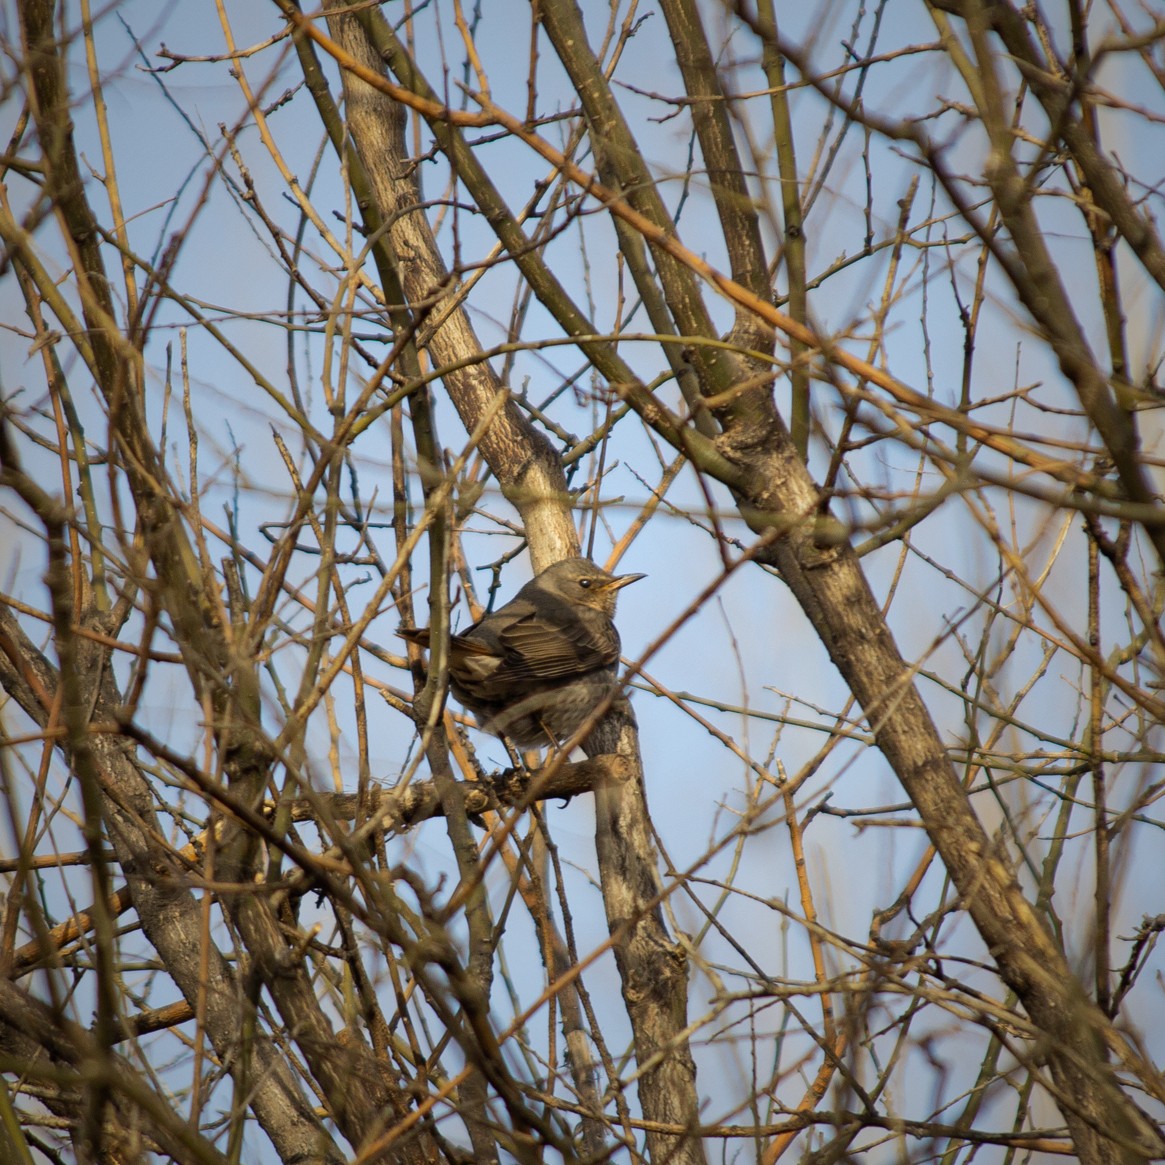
[579,578,592,589]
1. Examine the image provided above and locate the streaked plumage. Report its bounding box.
[399,557,643,746]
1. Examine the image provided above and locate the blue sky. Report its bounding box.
[3,1,1164,1159]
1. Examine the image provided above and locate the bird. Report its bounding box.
[398,557,644,747]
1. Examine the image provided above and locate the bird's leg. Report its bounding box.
[500,735,526,772]
[522,747,545,774]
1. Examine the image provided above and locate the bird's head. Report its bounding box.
[536,557,645,616]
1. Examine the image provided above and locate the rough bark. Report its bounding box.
[309,7,712,1161]
[304,5,1164,1160]
[0,605,344,1165]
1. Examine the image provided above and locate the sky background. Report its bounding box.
[2,0,1164,1159]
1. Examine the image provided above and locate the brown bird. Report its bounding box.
[399,557,644,747]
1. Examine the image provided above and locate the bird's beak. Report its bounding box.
[607,572,645,591]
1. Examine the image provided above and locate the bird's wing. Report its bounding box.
[494,608,620,681]
[399,626,496,655]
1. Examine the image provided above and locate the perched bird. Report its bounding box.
[399,557,644,747]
